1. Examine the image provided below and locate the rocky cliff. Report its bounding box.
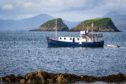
[33,18,69,31]
[70,18,120,32]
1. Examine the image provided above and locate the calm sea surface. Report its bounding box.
[0,31,126,78]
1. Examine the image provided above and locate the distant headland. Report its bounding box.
[31,18,69,31]
[70,18,120,32]
[31,17,120,32]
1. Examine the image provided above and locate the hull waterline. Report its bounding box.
[47,37,104,48]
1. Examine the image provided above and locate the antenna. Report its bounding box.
[91,23,94,40]
[98,26,100,32]
[91,23,94,29]
[82,24,84,30]
[87,25,89,33]
[55,19,58,40]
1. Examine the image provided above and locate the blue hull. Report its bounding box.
[47,37,104,48]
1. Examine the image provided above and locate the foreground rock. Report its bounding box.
[0,70,126,84]
[70,18,120,32]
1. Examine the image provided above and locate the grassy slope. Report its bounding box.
[84,18,111,27]
[40,18,66,28]
[71,18,120,32]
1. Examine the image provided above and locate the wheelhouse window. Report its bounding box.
[60,37,62,40]
[70,38,72,40]
[64,38,66,40]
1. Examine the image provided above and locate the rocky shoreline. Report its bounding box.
[0,70,126,84]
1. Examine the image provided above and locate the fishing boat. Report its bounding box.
[47,20,104,48]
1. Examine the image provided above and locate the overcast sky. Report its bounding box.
[0,0,126,21]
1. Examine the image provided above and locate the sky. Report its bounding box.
[0,0,126,21]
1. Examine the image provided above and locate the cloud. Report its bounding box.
[2,4,13,10]
[0,0,126,21]
[23,2,32,8]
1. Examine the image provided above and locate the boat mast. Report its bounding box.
[87,25,89,33]
[56,19,58,40]
[91,23,94,41]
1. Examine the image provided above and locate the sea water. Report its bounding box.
[0,31,126,79]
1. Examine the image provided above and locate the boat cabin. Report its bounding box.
[58,31,103,43]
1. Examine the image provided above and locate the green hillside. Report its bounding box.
[34,18,69,31]
[70,18,120,32]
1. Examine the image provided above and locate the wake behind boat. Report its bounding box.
[47,19,104,48]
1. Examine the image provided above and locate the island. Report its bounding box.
[31,18,69,31]
[70,18,120,32]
